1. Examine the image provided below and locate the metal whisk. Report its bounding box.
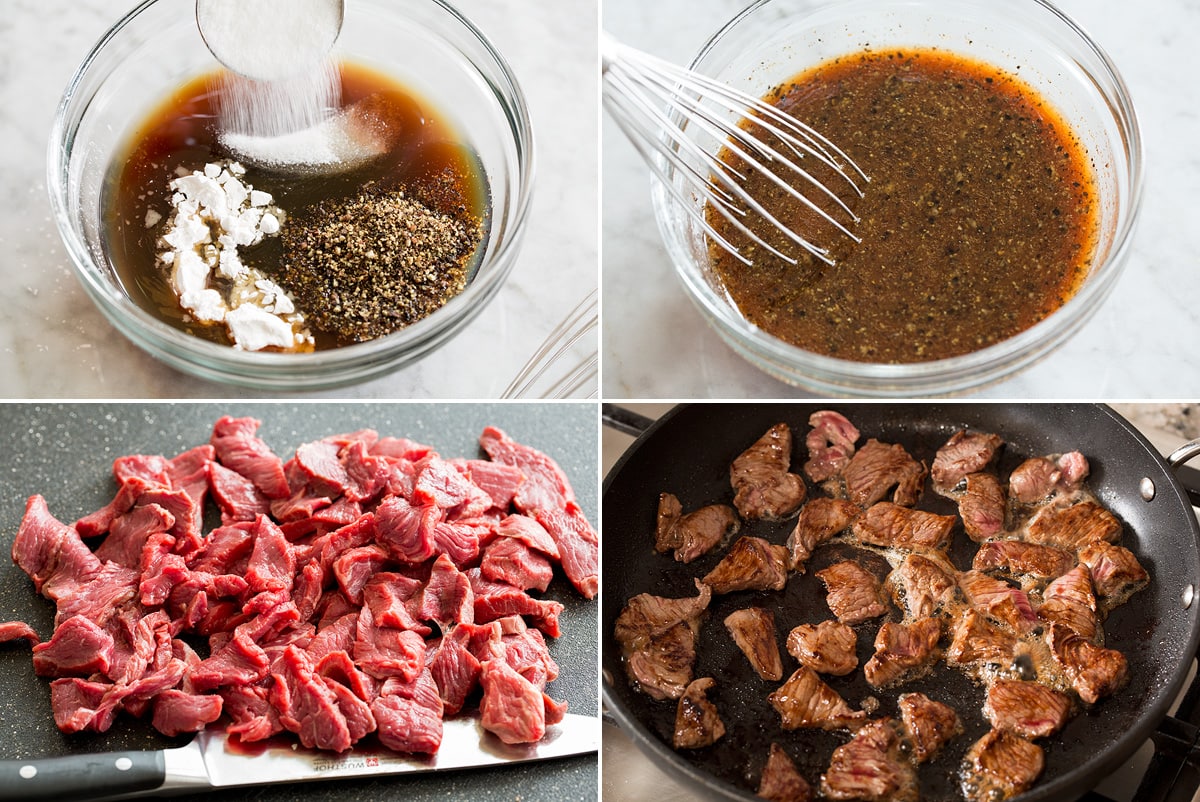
[602,33,868,266]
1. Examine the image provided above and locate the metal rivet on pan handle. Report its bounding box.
[1140,477,1156,501]
[1183,585,1195,610]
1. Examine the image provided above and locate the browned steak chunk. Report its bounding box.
[656,494,740,564]
[731,424,806,521]
[887,554,957,619]
[786,620,858,676]
[863,618,942,689]
[1025,500,1121,550]
[788,498,860,571]
[984,679,1072,739]
[803,411,860,483]
[1046,623,1128,704]
[961,729,1044,802]
[820,719,917,802]
[958,473,1006,541]
[853,503,956,552]
[843,440,928,508]
[702,537,790,594]
[673,677,725,749]
[768,666,866,731]
[725,607,783,681]
[897,692,961,763]
[614,580,712,700]
[946,610,1017,667]
[816,561,887,625]
[931,430,1003,492]
[1078,540,1148,602]
[972,540,1074,580]
[757,743,814,802]
[957,571,1037,634]
[1037,565,1097,641]
[1010,453,1090,503]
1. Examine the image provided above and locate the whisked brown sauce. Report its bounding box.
[103,62,489,350]
[708,49,1099,363]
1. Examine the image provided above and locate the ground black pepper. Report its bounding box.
[277,180,483,342]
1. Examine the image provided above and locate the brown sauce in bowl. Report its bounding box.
[707,49,1099,363]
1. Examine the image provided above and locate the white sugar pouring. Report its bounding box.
[197,0,389,172]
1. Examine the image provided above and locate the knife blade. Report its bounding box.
[0,712,598,801]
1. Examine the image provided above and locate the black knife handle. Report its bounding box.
[0,751,165,801]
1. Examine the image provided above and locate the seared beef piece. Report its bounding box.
[655,493,683,552]
[946,610,1017,666]
[820,719,917,802]
[786,620,858,676]
[656,494,740,564]
[853,503,957,552]
[1025,500,1121,550]
[863,618,942,689]
[816,561,888,625]
[887,553,957,619]
[957,571,1037,634]
[614,580,712,700]
[843,440,928,508]
[897,692,961,763]
[1038,565,1098,641]
[961,729,1044,802]
[803,411,860,483]
[973,540,1075,580]
[984,679,1072,739]
[768,666,866,731]
[1010,452,1091,503]
[758,743,814,802]
[725,607,783,681]
[931,430,1003,492]
[1047,623,1128,704]
[673,677,726,749]
[788,498,861,571]
[731,424,807,521]
[958,473,1007,541]
[1078,540,1148,602]
[703,537,791,594]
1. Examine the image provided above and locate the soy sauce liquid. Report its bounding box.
[103,62,490,349]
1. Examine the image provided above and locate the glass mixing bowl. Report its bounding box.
[48,0,533,391]
[651,0,1142,397]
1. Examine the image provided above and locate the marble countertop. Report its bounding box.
[602,0,1200,398]
[0,0,597,399]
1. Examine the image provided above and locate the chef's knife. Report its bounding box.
[0,712,597,801]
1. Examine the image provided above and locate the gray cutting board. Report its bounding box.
[0,402,598,802]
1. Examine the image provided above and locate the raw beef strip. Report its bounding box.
[210,416,289,499]
[803,410,860,483]
[371,668,444,754]
[768,667,866,731]
[427,627,481,715]
[897,692,960,763]
[95,504,175,570]
[931,429,1002,492]
[469,571,564,638]
[1046,623,1127,704]
[786,620,857,676]
[820,719,916,802]
[1078,540,1148,601]
[152,689,223,736]
[973,541,1074,580]
[0,621,40,645]
[984,679,1072,739]
[730,423,806,521]
[353,606,427,682]
[723,607,783,681]
[947,610,1017,666]
[534,505,599,600]
[495,514,559,559]
[479,658,546,745]
[294,440,353,497]
[188,629,269,692]
[673,677,725,749]
[614,581,711,701]
[49,677,117,733]
[787,498,860,571]
[702,537,790,594]
[1025,500,1121,550]
[12,495,99,595]
[375,495,439,564]
[961,729,1044,802]
[757,743,813,802]
[414,456,492,519]
[958,473,1007,541]
[481,537,554,592]
[1037,565,1098,640]
[656,495,740,564]
[886,554,956,619]
[852,502,956,552]
[361,573,428,635]
[816,561,887,624]
[219,684,282,742]
[418,553,474,629]
[957,571,1037,634]
[32,615,113,677]
[271,644,354,752]
[208,461,271,523]
[863,618,942,689]
[458,459,524,510]
[843,439,927,508]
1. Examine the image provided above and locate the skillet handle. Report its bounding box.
[602,404,655,437]
[1166,439,1200,508]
